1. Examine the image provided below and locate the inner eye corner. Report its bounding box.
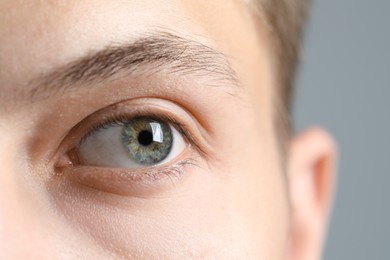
[53,151,75,175]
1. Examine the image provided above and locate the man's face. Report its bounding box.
[0,1,336,259]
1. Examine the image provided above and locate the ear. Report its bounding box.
[287,128,338,260]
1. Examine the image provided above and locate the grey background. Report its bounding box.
[294,0,390,259]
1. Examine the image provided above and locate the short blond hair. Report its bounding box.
[250,0,310,147]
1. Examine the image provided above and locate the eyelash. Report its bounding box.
[78,111,204,155]
[55,105,204,192]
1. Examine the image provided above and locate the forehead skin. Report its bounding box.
[0,0,288,259]
[0,0,274,108]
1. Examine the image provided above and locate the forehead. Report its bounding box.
[0,0,273,111]
[0,1,245,74]
[0,1,195,84]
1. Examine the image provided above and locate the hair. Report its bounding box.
[249,0,310,152]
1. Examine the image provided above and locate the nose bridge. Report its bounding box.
[0,171,30,256]
[0,125,105,257]
[0,134,45,257]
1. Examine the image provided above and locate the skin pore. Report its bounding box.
[0,0,337,259]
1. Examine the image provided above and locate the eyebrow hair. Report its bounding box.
[27,32,240,101]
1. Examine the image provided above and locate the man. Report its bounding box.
[0,0,337,259]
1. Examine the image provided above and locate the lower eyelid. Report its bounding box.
[56,151,200,197]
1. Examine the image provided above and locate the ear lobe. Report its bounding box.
[287,127,338,260]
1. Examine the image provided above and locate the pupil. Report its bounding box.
[138,130,153,146]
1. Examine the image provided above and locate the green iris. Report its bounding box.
[121,117,173,165]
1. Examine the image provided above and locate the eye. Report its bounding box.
[75,116,187,168]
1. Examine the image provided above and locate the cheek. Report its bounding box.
[46,166,262,258]
[228,158,290,259]
[208,103,290,258]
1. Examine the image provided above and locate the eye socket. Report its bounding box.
[53,99,209,196]
[73,116,188,169]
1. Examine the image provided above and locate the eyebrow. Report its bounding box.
[27,32,240,101]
